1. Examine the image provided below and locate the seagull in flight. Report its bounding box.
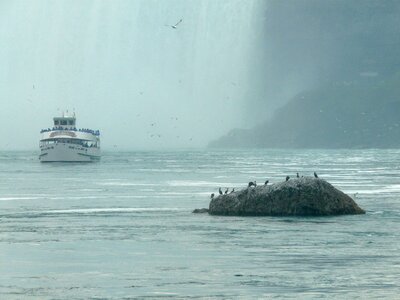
[170,19,183,29]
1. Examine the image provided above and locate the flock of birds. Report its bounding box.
[210,172,319,199]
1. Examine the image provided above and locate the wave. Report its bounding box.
[97,182,157,186]
[167,180,238,187]
[43,207,186,214]
[0,196,43,201]
[343,185,400,194]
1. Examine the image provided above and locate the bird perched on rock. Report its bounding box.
[286,176,290,182]
[254,181,257,187]
[248,181,255,188]
[224,188,228,194]
[264,180,269,185]
[219,187,223,195]
[210,193,214,199]
[296,173,299,178]
[314,172,318,178]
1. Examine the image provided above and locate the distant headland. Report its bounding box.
[209,76,400,149]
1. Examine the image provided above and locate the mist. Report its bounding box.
[3,0,397,151]
[0,0,267,150]
[212,0,400,148]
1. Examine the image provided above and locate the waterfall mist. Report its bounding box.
[0,0,268,150]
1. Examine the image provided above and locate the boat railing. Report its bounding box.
[40,127,100,136]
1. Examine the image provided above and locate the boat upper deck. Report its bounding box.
[40,127,100,136]
[40,129,100,142]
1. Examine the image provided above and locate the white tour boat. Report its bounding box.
[39,112,101,162]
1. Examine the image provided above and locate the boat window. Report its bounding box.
[61,120,67,125]
[54,120,59,125]
[68,120,74,125]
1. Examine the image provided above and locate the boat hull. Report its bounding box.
[39,143,100,162]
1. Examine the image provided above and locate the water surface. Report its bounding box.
[1,149,399,299]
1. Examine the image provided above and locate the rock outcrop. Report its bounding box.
[209,177,365,216]
[192,208,209,214]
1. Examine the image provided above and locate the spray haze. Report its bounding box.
[0,0,267,150]
[3,0,397,150]
[211,0,400,148]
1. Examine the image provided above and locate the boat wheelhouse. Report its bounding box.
[39,112,101,162]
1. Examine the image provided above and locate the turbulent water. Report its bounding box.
[1,149,400,299]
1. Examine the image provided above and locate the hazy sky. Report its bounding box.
[0,0,267,150]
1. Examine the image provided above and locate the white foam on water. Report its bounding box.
[344,185,400,194]
[335,181,380,185]
[97,182,157,186]
[51,195,108,200]
[136,168,191,173]
[385,184,400,191]
[239,170,272,174]
[139,188,156,192]
[78,189,106,192]
[357,169,389,173]
[0,196,43,201]
[157,191,222,197]
[160,192,201,195]
[369,211,384,215]
[43,207,185,214]
[152,292,179,295]
[167,180,234,187]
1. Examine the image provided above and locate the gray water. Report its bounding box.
[0,149,400,299]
